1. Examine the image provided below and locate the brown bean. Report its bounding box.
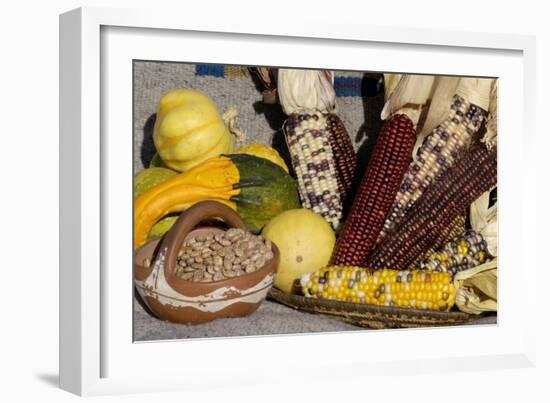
[223,258,233,271]
[210,243,222,251]
[255,257,265,268]
[219,239,232,246]
[223,269,236,278]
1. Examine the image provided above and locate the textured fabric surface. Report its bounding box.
[132,61,496,341]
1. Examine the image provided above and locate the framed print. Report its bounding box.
[59,6,536,396]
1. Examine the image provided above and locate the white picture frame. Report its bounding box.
[60,6,537,396]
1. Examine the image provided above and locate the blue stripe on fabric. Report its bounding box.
[195,64,225,77]
[334,76,364,97]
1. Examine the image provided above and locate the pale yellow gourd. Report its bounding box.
[153,89,234,172]
[261,209,335,293]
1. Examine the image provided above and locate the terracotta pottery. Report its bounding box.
[134,201,279,324]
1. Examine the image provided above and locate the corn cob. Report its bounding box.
[378,95,488,242]
[284,112,342,229]
[330,114,416,266]
[300,266,455,311]
[409,212,466,269]
[325,113,357,207]
[366,144,497,271]
[415,230,488,277]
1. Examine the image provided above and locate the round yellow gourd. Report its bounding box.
[261,209,335,293]
[153,89,234,172]
[235,144,289,173]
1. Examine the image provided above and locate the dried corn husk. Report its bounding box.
[278,69,336,114]
[383,73,403,101]
[221,107,246,146]
[454,259,497,314]
[415,76,460,140]
[482,80,498,149]
[249,67,278,104]
[381,74,435,125]
[470,191,498,256]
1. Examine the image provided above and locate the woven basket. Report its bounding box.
[268,288,484,329]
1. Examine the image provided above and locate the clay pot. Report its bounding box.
[134,201,279,324]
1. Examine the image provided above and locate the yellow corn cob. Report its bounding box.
[300,266,455,311]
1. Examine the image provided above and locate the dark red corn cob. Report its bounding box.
[330,114,416,267]
[366,145,497,271]
[325,113,357,208]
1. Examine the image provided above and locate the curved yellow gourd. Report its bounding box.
[153,89,234,172]
[134,156,239,249]
[134,154,301,250]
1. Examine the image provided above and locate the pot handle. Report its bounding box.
[159,200,248,286]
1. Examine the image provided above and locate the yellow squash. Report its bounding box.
[153,89,234,172]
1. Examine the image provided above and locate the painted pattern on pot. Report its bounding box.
[135,247,275,315]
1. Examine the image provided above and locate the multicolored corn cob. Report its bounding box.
[415,230,488,277]
[300,266,455,311]
[366,144,497,271]
[378,95,488,242]
[409,212,466,269]
[330,114,416,266]
[284,112,342,229]
[325,113,357,207]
